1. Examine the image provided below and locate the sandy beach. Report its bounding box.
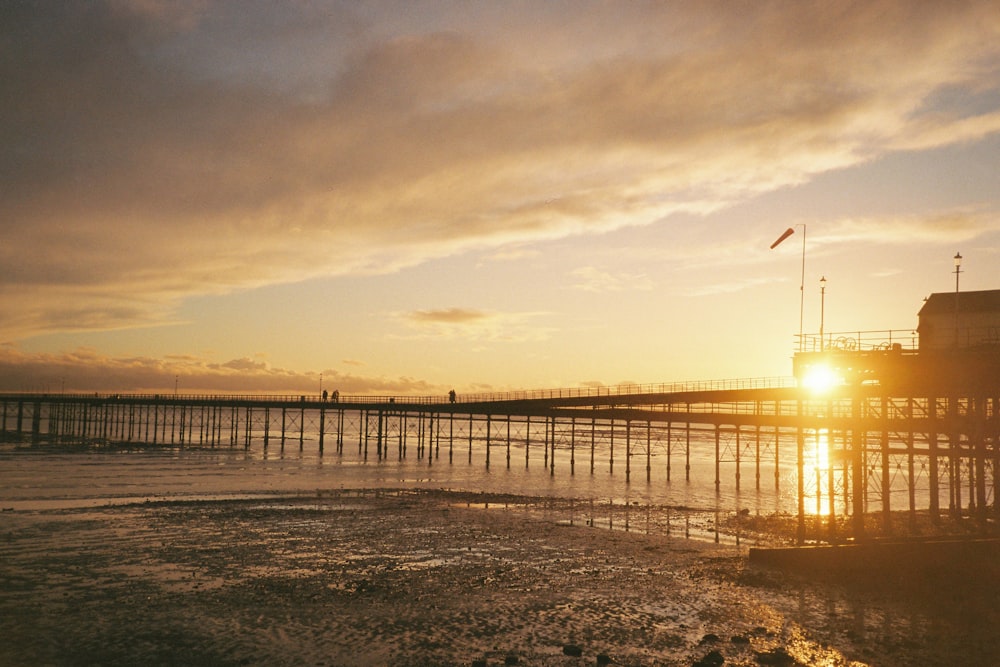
[1,489,997,666]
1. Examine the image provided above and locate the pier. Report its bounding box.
[3,374,998,545]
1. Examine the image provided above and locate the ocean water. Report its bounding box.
[1,402,944,541]
[0,427,799,515]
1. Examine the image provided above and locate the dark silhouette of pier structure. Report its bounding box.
[3,362,998,544]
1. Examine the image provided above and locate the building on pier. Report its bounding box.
[793,289,1000,392]
[918,289,1000,351]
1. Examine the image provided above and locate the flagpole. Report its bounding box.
[770,223,807,353]
[798,224,806,353]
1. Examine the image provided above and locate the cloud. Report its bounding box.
[0,345,441,395]
[406,308,491,325]
[689,276,783,298]
[2,1,1000,339]
[823,208,1000,246]
[398,308,551,342]
[569,266,654,293]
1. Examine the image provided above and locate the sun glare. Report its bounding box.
[800,363,841,393]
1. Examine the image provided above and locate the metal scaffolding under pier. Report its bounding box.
[2,381,997,544]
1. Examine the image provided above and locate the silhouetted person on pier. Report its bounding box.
[332,390,339,402]
[448,389,456,403]
[322,389,328,401]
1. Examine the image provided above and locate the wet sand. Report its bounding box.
[1,489,997,666]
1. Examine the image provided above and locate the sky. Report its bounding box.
[2,0,1000,396]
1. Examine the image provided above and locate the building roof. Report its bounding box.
[918,289,1000,317]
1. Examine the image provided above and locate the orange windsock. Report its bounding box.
[769,227,795,249]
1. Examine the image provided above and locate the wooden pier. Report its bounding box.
[2,378,998,544]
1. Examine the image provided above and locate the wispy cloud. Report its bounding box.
[823,208,1000,245]
[397,308,552,343]
[569,266,654,293]
[2,2,999,339]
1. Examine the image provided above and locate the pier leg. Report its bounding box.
[625,421,631,483]
[590,419,597,475]
[851,397,865,541]
[544,418,549,469]
[525,416,531,468]
[646,421,651,483]
[774,424,780,490]
[797,398,805,544]
[506,416,511,469]
[571,418,576,476]
[929,396,939,522]
[319,408,325,455]
[685,421,691,482]
[907,399,916,530]
[755,425,761,491]
[975,397,988,522]
[735,426,741,491]
[881,395,891,534]
[377,410,384,460]
[550,417,555,477]
[609,419,614,474]
[714,425,720,491]
[666,422,672,482]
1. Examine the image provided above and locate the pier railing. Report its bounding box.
[795,329,918,354]
[0,376,798,406]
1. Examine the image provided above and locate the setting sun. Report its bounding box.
[800,363,842,393]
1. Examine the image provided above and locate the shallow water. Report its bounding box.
[0,434,798,516]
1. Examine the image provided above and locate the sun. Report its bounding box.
[800,363,841,393]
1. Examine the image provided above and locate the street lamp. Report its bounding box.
[819,276,827,352]
[770,223,807,352]
[954,252,962,348]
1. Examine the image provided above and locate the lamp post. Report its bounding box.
[819,276,827,352]
[770,223,807,352]
[954,252,962,348]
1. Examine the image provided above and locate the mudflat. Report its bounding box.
[0,490,996,666]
